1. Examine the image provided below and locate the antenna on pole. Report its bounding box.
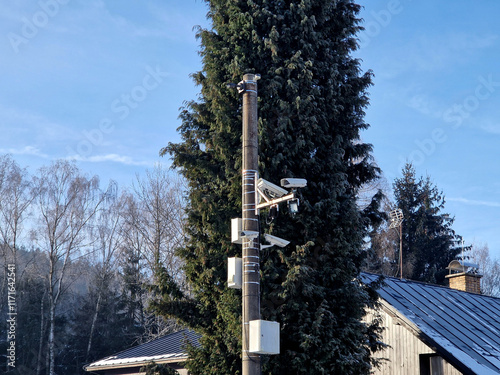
[389,208,404,279]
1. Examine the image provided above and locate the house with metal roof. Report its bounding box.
[83,329,199,375]
[363,269,500,375]
[85,267,500,375]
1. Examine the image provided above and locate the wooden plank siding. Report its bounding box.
[366,308,463,375]
[361,272,500,374]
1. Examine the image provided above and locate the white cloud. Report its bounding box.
[406,94,443,118]
[0,146,49,158]
[448,197,500,208]
[479,120,500,135]
[145,2,208,41]
[412,32,498,71]
[56,1,203,44]
[0,104,80,148]
[67,153,151,166]
[373,32,499,80]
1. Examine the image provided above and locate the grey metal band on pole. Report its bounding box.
[241,73,261,375]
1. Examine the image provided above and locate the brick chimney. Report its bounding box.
[445,260,482,294]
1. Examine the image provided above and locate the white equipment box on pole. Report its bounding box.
[227,257,242,289]
[249,320,280,355]
[231,218,243,244]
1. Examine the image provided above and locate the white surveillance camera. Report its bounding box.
[258,178,288,198]
[264,234,290,248]
[280,178,307,189]
[240,231,259,240]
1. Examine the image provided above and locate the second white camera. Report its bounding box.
[280,178,307,188]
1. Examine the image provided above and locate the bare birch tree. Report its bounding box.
[0,155,33,297]
[119,191,148,329]
[129,165,186,283]
[85,182,123,360]
[470,242,500,297]
[32,160,106,375]
[117,166,187,341]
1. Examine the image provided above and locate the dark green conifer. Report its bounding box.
[393,163,461,284]
[155,1,383,373]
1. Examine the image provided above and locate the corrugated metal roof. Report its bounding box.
[362,272,500,375]
[84,329,200,371]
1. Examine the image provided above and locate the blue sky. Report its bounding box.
[357,0,500,258]
[1,1,500,257]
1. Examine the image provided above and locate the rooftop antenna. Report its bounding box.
[461,238,465,272]
[389,208,404,279]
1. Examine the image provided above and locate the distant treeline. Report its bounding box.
[0,155,186,375]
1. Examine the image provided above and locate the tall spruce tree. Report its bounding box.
[155,1,383,374]
[393,163,461,284]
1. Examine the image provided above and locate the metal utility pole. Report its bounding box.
[241,73,261,375]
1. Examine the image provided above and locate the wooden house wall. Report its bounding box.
[367,308,463,375]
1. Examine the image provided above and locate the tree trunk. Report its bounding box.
[48,299,56,375]
[86,292,102,361]
[36,290,47,375]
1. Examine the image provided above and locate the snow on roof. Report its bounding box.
[84,329,200,371]
[87,352,186,369]
[362,272,500,375]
